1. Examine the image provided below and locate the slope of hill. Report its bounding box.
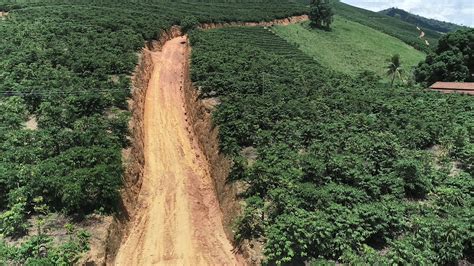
[380,7,467,33]
[190,25,473,264]
[1,0,473,265]
[273,16,425,77]
[333,1,441,53]
[0,0,306,264]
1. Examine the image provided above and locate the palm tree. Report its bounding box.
[387,54,403,87]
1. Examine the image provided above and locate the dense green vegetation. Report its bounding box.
[0,0,306,262]
[333,1,441,53]
[0,0,307,26]
[380,7,467,33]
[190,26,473,264]
[273,17,425,77]
[415,29,474,85]
[0,0,306,211]
[1,0,472,264]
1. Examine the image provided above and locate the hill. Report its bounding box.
[190,25,474,264]
[293,0,442,52]
[380,7,467,33]
[1,0,473,265]
[333,1,441,53]
[0,0,307,264]
[272,16,425,78]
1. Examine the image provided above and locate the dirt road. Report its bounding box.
[114,36,242,265]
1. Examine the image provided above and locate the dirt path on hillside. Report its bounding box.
[114,36,242,265]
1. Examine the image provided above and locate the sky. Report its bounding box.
[341,0,474,27]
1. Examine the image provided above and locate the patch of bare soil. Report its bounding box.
[24,115,37,130]
[0,11,8,20]
[114,36,243,265]
[428,145,462,176]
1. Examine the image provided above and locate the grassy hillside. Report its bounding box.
[380,8,467,33]
[273,17,426,78]
[333,1,441,53]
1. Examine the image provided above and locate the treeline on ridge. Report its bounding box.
[380,7,468,34]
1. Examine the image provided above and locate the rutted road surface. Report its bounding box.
[115,36,242,265]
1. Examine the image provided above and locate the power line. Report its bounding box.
[0,72,451,100]
[0,87,131,97]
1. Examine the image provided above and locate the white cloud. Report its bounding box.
[341,0,474,26]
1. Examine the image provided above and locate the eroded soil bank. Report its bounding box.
[198,15,308,29]
[114,36,243,265]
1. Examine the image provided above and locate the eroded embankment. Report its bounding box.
[198,15,308,29]
[105,15,309,265]
[114,35,243,265]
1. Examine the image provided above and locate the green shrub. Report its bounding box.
[0,190,28,238]
[234,196,264,245]
[181,16,199,33]
[0,229,90,265]
[394,151,433,198]
[415,29,474,84]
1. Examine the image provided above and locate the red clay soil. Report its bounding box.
[114,36,243,265]
[198,15,308,29]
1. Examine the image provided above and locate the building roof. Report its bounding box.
[429,82,474,95]
[430,82,474,90]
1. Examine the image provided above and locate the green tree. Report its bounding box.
[415,29,474,84]
[181,16,199,33]
[0,198,28,237]
[309,0,334,30]
[386,54,404,87]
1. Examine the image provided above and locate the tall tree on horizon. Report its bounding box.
[309,0,334,30]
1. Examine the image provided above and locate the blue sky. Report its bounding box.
[341,0,474,27]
